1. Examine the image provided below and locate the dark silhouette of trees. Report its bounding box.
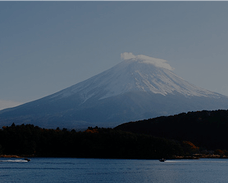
[115,109,228,152]
[0,124,184,159]
[2,109,227,158]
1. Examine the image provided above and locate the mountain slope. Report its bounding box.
[115,109,228,151]
[0,53,228,129]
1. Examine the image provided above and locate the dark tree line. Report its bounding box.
[115,109,228,152]
[0,123,193,159]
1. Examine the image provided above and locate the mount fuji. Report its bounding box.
[1,52,228,129]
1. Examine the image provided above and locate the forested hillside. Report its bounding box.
[115,110,228,151]
[1,110,227,159]
[0,124,193,159]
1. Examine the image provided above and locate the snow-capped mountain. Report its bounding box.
[52,55,218,100]
[0,53,228,129]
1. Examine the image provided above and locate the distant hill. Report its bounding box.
[115,110,228,151]
[1,53,228,129]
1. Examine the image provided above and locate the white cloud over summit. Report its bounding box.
[121,52,173,71]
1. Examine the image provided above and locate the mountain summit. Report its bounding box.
[1,53,228,129]
[51,53,218,100]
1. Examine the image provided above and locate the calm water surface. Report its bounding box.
[0,158,228,183]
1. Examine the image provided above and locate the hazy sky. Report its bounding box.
[1,2,228,110]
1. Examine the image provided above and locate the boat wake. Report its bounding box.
[165,160,196,163]
[0,159,29,163]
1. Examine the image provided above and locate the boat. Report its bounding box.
[159,158,166,162]
[24,158,31,162]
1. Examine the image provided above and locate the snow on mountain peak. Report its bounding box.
[121,52,173,71]
[52,53,220,102]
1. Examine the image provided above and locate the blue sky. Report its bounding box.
[1,2,228,110]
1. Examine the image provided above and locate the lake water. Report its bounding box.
[1,158,228,183]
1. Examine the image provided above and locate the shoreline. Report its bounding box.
[0,155,24,158]
[0,155,34,158]
[1,154,228,160]
[175,154,228,159]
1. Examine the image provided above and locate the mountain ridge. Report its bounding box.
[0,53,228,129]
